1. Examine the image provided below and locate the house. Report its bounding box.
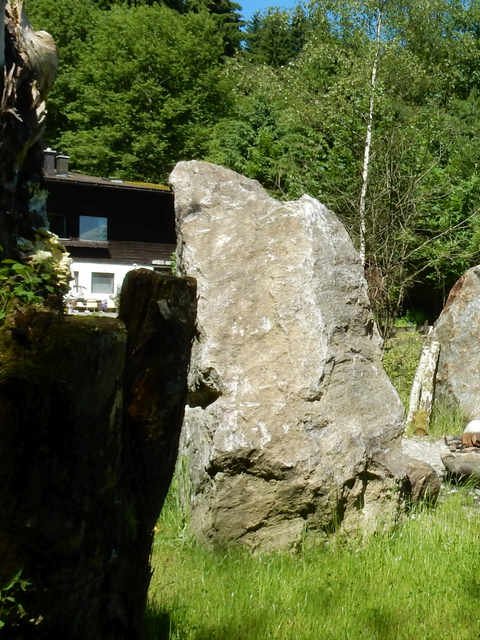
[43,150,176,311]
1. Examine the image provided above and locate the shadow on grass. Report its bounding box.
[461,576,480,601]
[145,601,275,640]
[362,607,402,640]
[144,601,171,640]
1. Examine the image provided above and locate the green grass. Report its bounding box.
[146,483,480,640]
[382,329,425,408]
[429,401,467,438]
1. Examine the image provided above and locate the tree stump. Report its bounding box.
[0,272,196,638]
[0,0,57,258]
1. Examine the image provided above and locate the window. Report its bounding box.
[79,216,107,241]
[91,272,114,294]
[49,213,67,238]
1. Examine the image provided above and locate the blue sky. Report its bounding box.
[238,0,298,21]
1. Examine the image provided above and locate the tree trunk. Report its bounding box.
[0,0,57,258]
[0,2,5,70]
[359,7,382,268]
[406,338,440,433]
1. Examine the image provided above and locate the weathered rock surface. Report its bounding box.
[432,266,480,420]
[171,160,439,551]
[0,271,196,639]
[442,452,480,479]
[401,437,451,477]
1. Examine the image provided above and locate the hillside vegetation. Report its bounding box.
[30,0,480,328]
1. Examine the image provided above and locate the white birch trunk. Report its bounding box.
[359,8,382,267]
[406,339,440,430]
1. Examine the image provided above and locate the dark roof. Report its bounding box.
[45,172,172,194]
[63,240,175,265]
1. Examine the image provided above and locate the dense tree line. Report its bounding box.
[29,0,480,329]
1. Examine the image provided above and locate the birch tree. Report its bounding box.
[359,2,386,267]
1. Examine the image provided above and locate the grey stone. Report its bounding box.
[401,437,451,477]
[171,160,439,552]
[433,266,480,419]
[442,452,480,479]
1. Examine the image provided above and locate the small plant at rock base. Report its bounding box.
[0,569,32,630]
[406,408,429,436]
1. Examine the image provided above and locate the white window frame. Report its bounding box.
[91,272,114,295]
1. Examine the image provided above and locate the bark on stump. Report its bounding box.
[0,1,57,259]
[0,271,196,639]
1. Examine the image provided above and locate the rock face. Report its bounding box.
[171,160,439,552]
[433,266,480,420]
[0,270,196,639]
[401,437,451,478]
[442,452,480,479]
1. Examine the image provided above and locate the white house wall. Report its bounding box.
[69,260,153,304]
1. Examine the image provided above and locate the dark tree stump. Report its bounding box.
[0,271,196,639]
[0,1,57,259]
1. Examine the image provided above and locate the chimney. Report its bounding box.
[43,147,56,175]
[56,153,70,175]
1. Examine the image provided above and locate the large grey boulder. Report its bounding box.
[433,266,480,419]
[171,160,439,551]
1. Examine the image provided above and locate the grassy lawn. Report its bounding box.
[147,483,480,640]
[146,329,479,639]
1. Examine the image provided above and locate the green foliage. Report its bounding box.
[393,315,415,328]
[0,255,62,323]
[0,260,46,321]
[0,570,32,630]
[243,6,311,67]
[199,0,244,56]
[30,0,480,314]
[47,4,228,182]
[27,0,102,145]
